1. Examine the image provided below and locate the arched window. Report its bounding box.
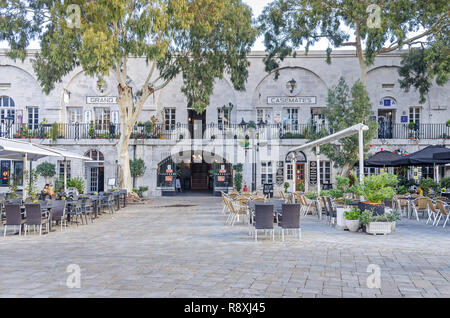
[84,149,104,161]
[0,96,15,124]
[379,97,397,108]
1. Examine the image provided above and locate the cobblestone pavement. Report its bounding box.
[1,196,449,298]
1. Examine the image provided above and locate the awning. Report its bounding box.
[433,148,450,160]
[391,145,450,166]
[357,150,403,167]
[0,137,60,161]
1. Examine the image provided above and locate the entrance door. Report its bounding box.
[378,110,395,139]
[296,163,305,191]
[89,167,104,192]
[188,109,206,139]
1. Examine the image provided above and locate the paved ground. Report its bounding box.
[0,196,449,298]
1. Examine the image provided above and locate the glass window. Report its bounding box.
[27,107,39,131]
[261,162,273,184]
[283,108,299,130]
[67,107,83,123]
[0,96,16,125]
[286,163,293,181]
[1,160,11,186]
[164,108,176,131]
[421,166,434,180]
[94,107,111,131]
[13,161,23,186]
[320,161,331,185]
[217,108,230,130]
[256,108,273,124]
[409,107,421,125]
[58,161,71,182]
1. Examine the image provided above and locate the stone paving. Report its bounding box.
[0,196,449,298]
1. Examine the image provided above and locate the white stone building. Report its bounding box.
[0,49,449,196]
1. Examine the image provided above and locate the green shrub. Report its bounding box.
[440,177,450,189]
[305,192,318,200]
[297,182,305,192]
[36,162,56,179]
[397,185,408,195]
[130,159,146,178]
[67,177,85,194]
[419,178,440,196]
[284,182,290,193]
[344,208,361,220]
[352,173,398,203]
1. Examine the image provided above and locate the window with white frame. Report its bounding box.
[67,107,83,123]
[58,160,71,182]
[164,108,176,131]
[286,163,293,181]
[94,107,111,131]
[256,108,273,124]
[27,107,39,131]
[261,162,273,184]
[283,108,299,130]
[217,108,230,130]
[409,107,421,125]
[0,96,15,124]
[421,166,434,180]
[320,161,331,184]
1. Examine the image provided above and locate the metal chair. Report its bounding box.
[280,204,301,241]
[51,200,67,230]
[81,198,94,223]
[24,203,50,236]
[3,204,25,237]
[252,204,275,242]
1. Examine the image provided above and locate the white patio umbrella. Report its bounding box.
[0,138,63,199]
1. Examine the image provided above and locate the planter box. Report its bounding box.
[336,207,351,230]
[366,222,393,235]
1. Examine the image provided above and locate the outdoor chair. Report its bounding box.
[6,198,22,205]
[228,200,248,226]
[426,200,440,226]
[101,194,115,214]
[24,203,50,236]
[435,200,449,228]
[252,204,274,242]
[81,198,94,224]
[3,204,25,237]
[279,191,286,201]
[67,200,84,226]
[280,204,301,241]
[51,200,67,230]
[411,197,428,220]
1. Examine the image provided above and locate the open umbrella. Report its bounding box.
[391,145,450,166]
[433,148,450,160]
[363,151,403,167]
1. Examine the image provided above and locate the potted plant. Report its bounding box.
[352,173,398,216]
[297,182,305,193]
[36,162,56,185]
[283,182,290,193]
[446,119,450,128]
[385,209,401,231]
[360,210,393,235]
[344,208,361,232]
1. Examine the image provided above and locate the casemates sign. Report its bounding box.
[267,96,316,105]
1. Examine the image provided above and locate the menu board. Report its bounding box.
[310,161,318,185]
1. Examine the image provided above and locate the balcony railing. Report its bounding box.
[1,122,449,141]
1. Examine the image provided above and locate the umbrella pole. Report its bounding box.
[22,153,27,201]
[64,158,67,193]
[316,146,321,221]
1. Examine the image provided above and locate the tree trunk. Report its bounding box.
[340,162,355,178]
[117,124,133,193]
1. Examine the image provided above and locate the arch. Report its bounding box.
[367,65,401,75]
[84,149,104,161]
[252,66,329,108]
[379,96,398,108]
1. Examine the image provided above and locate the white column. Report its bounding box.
[316,145,321,195]
[291,159,296,192]
[22,153,28,200]
[359,128,364,185]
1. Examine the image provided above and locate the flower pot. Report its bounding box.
[391,221,396,232]
[345,219,361,232]
[358,201,385,216]
[336,207,350,230]
[366,222,393,235]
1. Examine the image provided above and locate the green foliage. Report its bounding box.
[36,162,56,178]
[408,122,416,130]
[305,78,377,175]
[88,121,96,138]
[284,182,290,193]
[344,208,361,221]
[233,164,243,173]
[398,176,417,188]
[234,173,243,192]
[25,169,39,200]
[67,177,85,194]
[305,192,318,200]
[359,210,373,226]
[386,210,402,222]
[440,177,450,189]
[139,186,149,192]
[419,178,440,196]
[352,173,398,203]
[343,198,354,206]
[359,210,396,225]
[8,173,21,199]
[144,121,154,137]
[51,122,59,141]
[297,182,305,193]
[397,186,408,195]
[129,159,146,179]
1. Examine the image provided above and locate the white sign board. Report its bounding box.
[267,96,316,105]
[86,96,118,104]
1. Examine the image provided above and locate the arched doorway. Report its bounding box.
[157,150,233,196]
[84,149,105,193]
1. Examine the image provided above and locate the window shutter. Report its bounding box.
[112,110,119,124]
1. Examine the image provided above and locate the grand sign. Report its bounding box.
[86,96,118,104]
[267,96,316,105]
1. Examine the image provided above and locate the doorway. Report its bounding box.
[188,109,206,139]
[89,166,104,192]
[296,163,305,191]
[378,110,395,139]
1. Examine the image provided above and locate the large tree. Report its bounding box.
[258,0,449,86]
[307,77,378,177]
[0,0,257,191]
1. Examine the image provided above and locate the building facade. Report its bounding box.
[1,49,449,196]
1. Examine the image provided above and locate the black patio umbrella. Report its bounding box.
[391,145,450,166]
[363,151,403,167]
[433,148,450,160]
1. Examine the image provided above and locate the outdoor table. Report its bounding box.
[398,196,416,219]
[247,200,285,224]
[119,190,127,208]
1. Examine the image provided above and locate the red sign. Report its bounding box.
[166,169,173,174]
[219,169,226,174]
[165,176,173,182]
[218,176,225,182]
